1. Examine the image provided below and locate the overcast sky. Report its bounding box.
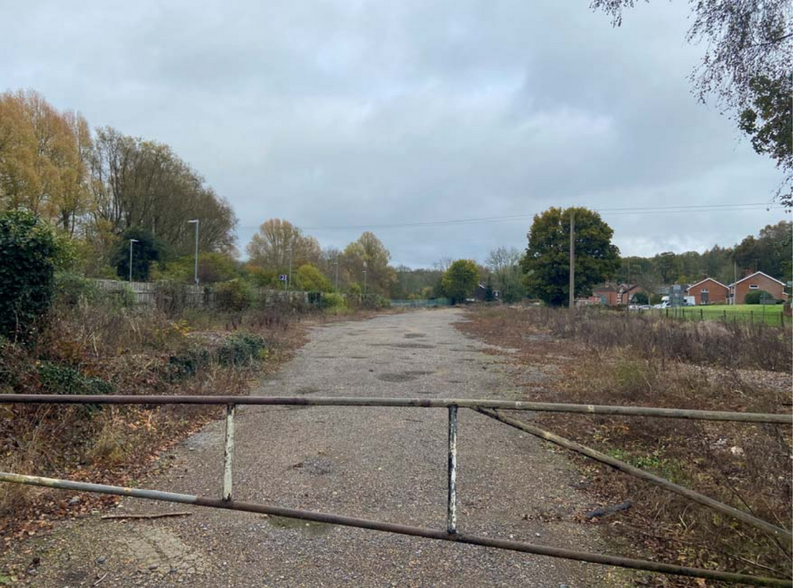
[2,0,788,266]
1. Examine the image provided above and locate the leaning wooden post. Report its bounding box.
[447,405,458,534]
[223,404,236,501]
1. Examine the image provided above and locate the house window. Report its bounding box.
[701,288,709,293]
[749,284,759,290]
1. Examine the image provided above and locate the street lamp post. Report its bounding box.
[287,246,293,290]
[128,239,139,282]
[187,219,199,287]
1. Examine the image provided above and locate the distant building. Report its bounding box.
[686,278,729,305]
[472,283,500,301]
[593,283,648,306]
[729,271,787,304]
[593,283,619,306]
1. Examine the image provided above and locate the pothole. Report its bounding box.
[294,386,320,395]
[266,516,333,536]
[404,333,426,339]
[376,373,417,382]
[290,457,333,475]
[373,343,436,350]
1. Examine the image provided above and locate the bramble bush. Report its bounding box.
[0,210,60,342]
[215,279,254,312]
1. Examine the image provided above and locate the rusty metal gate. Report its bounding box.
[0,394,791,587]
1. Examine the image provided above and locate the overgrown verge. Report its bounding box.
[458,306,792,585]
[0,288,381,546]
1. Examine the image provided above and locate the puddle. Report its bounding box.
[266,516,333,536]
[404,333,426,339]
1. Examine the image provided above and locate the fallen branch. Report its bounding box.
[101,512,192,521]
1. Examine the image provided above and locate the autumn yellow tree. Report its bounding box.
[246,219,321,271]
[0,90,92,234]
[341,231,395,295]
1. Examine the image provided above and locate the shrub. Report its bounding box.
[321,292,346,310]
[54,271,101,307]
[215,279,253,312]
[168,347,212,380]
[216,333,267,366]
[295,264,332,292]
[745,290,776,305]
[37,361,113,396]
[0,210,60,342]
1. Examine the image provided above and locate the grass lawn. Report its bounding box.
[668,303,790,326]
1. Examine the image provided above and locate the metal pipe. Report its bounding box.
[0,472,788,587]
[447,405,458,534]
[1,395,790,424]
[223,404,235,501]
[475,408,793,543]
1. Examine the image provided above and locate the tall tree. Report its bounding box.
[111,227,167,281]
[485,246,524,302]
[342,231,395,296]
[522,207,620,306]
[0,91,93,231]
[246,219,320,271]
[90,127,236,255]
[441,259,480,304]
[591,0,792,203]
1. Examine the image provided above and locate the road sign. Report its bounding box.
[279,274,287,282]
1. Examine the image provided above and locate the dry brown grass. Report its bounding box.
[0,298,344,541]
[458,305,792,585]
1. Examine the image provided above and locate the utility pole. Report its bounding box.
[363,261,368,295]
[128,239,139,282]
[569,211,575,310]
[334,258,339,290]
[188,219,199,287]
[733,260,737,305]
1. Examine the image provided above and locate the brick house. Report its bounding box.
[593,283,619,306]
[686,278,730,305]
[593,283,647,306]
[729,271,787,304]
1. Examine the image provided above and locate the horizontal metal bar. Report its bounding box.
[475,408,793,543]
[1,395,790,424]
[0,472,789,586]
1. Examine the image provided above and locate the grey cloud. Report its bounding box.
[0,0,786,265]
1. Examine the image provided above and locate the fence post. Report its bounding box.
[750,311,753,326]
[700,308,703,321]
[447,405,458,535]
[222,404,236,501]
[723,310,727,322]
[782,312,785,328]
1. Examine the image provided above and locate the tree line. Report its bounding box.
[0,90,236,278]
[616,221,793,293]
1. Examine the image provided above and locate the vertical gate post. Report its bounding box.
[223,404,236,501]
[447,405,458,534]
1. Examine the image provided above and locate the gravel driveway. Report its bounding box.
[5,309,614,587]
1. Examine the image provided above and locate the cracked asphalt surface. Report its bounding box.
[4,308,613,587]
